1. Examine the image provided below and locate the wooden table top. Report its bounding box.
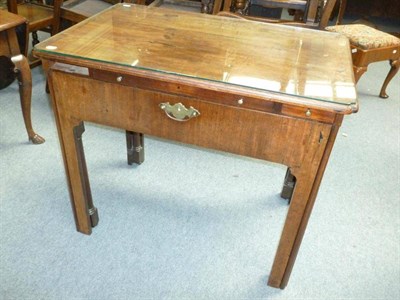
[34,4,357,111]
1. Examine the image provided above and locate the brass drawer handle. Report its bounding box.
[159,102,200,122]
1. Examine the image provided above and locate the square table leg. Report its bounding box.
[268,115,343,288]
[126,131,144,165]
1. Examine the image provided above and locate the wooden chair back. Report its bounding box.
[304,0,339,29]
[6,0,63,66]
[52,0,146,33]
[148,0,223,14]
[219,0,340,30]
[6,0,62,33]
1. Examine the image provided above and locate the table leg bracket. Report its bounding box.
[73,122,99,229]
[88,207,99,227]
[281,168,296,203]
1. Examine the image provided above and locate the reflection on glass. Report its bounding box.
[227,75,281,92]
[305,81,333,98]
[33,4,357,106]
[285,80,297,95]
[335,82,357,99]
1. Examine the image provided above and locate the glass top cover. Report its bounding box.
[34,4,357,105]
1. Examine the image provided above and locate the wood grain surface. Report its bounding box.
[35,4,357,106]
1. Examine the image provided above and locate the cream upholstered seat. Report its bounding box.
[326,24,400,98]
[326,24,400,50]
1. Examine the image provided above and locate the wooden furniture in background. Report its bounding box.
[148,0,222,14]
[34,4,357,289]
[335,0,346,24]
[52,0,146,33]
[0,10,44,144]
[219,0,339,30]
[326,24,400,98]
[6,0,60,67]
[227,0,308,19]
[224,0,347,26]
[225,0,308,16]
[148,0,203,13]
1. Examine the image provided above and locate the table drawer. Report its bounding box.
[90,68,336,123]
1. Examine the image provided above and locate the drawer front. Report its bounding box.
[90,68,336,123]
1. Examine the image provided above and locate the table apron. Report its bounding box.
[49,67,333,169]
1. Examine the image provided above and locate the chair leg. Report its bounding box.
[379,59,399,99]
[27,31,42,68]
[353,65,368,83]
[11,55,45,144]
[201,0,213,13]
[31,31,39,47]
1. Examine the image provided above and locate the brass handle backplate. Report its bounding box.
[159,102,200,122]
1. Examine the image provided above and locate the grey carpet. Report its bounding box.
[1,50,399,299]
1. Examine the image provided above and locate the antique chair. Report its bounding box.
[225,0,308,19]
[148,0,222,14]
[219,0,339,30]
[0,10,45,144]
[52,0,146,33]
[6,0,62,67]
[255,1,308,20]
[326,24,400,98]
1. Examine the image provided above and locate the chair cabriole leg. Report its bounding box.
[12,55,45,144]
[353,65,368,83]
[379,59,399,99]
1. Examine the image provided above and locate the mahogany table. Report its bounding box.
[34,4,358,289]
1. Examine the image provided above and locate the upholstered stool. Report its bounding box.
[326,24,400,98]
